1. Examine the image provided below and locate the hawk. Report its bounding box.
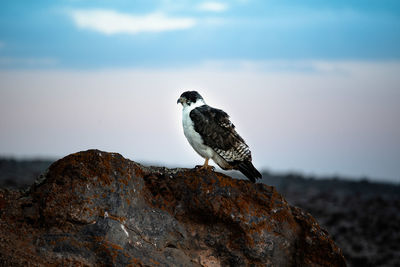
[177,91,262,182]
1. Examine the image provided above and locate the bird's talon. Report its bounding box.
[194,165,215,172]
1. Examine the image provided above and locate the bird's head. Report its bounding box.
[177,91,204,107]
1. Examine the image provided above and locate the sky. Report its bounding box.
[0,0,399,182]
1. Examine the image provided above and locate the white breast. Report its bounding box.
[181,101,215,159]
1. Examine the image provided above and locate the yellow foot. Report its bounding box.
[194,165,215,171]
[194,158,215,171]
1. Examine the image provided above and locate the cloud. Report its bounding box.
[69,9,196,35]
[197,2,228,12]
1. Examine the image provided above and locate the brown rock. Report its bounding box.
[0,150,346,266]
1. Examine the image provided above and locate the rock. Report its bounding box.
[0,150,346,266]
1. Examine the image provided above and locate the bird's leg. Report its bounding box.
[195,158,215,171]
[203,158,209,169]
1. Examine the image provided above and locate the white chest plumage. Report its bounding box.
[181,101,215,159]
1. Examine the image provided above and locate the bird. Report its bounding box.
[177,91,262,182]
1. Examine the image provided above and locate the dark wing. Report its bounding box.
[190,105,261,182]
[190,105,246,153]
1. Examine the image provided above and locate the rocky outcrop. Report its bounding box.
[0,150,346,266]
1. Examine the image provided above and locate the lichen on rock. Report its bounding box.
[0,149,346,266]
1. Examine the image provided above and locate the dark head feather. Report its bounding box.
[179,91,203,105]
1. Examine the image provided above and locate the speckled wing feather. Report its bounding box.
[189,105,251,162]
[189,104,262,182]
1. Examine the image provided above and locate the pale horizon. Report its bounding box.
[1,60,399,183]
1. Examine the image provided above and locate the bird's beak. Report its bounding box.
[177,97,184,104]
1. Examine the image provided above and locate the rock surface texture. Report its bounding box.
[0,150,346,266]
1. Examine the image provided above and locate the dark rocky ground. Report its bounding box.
[260,173,400,267]
[1,156,399,266]
[0,151,345,266]
[0,158,52,189]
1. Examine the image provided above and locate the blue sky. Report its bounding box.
[1,0,400,68]
[0,1,400,182]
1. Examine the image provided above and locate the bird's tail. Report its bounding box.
[237,161,262,183]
